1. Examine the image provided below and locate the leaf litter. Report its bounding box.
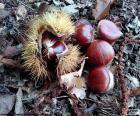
[0,0,140,115]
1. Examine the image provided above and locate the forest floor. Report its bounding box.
[0,0,140,115]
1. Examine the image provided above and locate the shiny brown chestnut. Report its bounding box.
[87,66,114,93]
[75,19,94,46]
[97,19,123,44]
[43,37,68,59]
[86,40,115,66]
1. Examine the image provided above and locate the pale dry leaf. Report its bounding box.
[0,3,5,9]
[60,58,86,89]
[60,72,76,89]
[15,87,24,115]
[60,58,87,99]
[0,9,9,19]
[93,0,115,20]
[65,0,74,4]
[72,77,86,88]
[28,0,34,3]
[0,94,16,114]
[126,75,140,88]
[16,5,27,20]
[61,5,78,15]
[128,97,135,108]
[53,0,64,6]
[71,87,86,99]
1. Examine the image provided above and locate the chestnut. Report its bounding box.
[87,66,114,93]
[75,19,94,46]
[86,40,115,66]
[97,19,123,44]
[43,37,68,59]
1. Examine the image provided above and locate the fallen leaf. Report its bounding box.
[61,5,78,15]
[38,2,49,14]
[65,0,74,4]
[128,16,140,34]
[72,77,86,88]
[2,44,23,58]
[60,58,86,89]
[15,88,24,115]
[0,55,22,68]
[60,58,87,99]
[0,9,9,19]
[16,5,27,20]
[0,94,15,114]
[129,87,140,97]
[0,3,5,9]
[126,75,139,88]
[71,87,86,99]
[128,97,134,108]
[92,0,115,20]
[53,0,64,6]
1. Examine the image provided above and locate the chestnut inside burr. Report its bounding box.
[41,30,68,60]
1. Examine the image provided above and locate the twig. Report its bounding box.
[117,36,128,116]
[64,86,83,116]
[126,39,140,44]
[125,33,140,44]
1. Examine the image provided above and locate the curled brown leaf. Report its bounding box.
[92,0,115,20]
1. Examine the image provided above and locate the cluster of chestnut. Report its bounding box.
[75,19,123,93]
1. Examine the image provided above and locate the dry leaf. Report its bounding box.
[65,0,74,4]
[2,44,23,58]
[38,2,49,14]
[15,88,24,115]
[60,58,86,88]
[92,0,115,20]
[53,0,64,6]
[129,87,140,97]
[61,5,78,15]
[0,9,9,19]
[16,5,27,20]
[0,55,21,68]
[71,87,86,99]
[0,94,15,114]
[72,77,86,88]
[60,58,87,99]
[126,75,140,88]
[0,3,5,9]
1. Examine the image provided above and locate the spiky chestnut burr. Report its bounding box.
[22,10,75,80]
[57,44,82,76]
